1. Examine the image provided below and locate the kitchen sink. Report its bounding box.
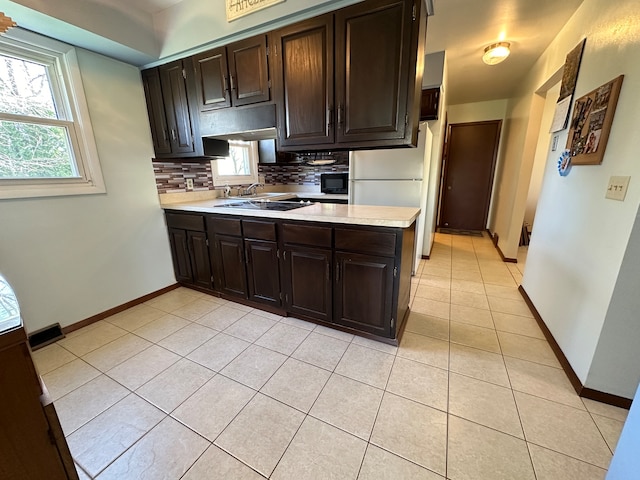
[218,200,314,211]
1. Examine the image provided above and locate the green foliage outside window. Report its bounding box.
[0,54,76,179]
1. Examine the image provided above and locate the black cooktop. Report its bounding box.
[220,200,313,211]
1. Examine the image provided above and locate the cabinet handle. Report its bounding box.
[245,249,250,264]
[170,129,177,141]
[283,250,287,261]
[335,261,340,282]
[337,105,344,128]
[230,74,236,91]
[162,128,169,142]
[223,75,229,92]
[327,106,333,130]
[326,262,330,281]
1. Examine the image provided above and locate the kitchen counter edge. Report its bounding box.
[162,199,420,228]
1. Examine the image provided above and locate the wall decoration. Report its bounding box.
[550,39,586,133]
[557,149,572,176]
[566,75,624,165]
[226,0,285,22]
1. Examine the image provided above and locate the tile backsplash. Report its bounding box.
[153,161,212,194]
[258,163,349,186]
[152,153,349,194]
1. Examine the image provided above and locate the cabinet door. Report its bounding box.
[228,35,270,107]
[283,246,332,322]
[168,228,193,283]
[335,0,413,143]
[188,231,212,290]
[159,59,196,154]
[334,251,394,337]
[272,15,334,148]
[141,68,171,156]
[245,239,281,307]
[192,47,232,112]
[213,234,248,298]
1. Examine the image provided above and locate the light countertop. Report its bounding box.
[162,198,420,228]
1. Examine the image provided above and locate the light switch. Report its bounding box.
[605,176,630,201]
[185,178,194,190]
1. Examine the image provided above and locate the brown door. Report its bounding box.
[439,120,502,231]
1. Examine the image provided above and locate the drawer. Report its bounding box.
[165,212,205,231]
[243,220,277,241]
[335,228,396,257]
[282,223,332,248]
[207,216,242,236]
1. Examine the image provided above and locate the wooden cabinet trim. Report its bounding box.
[282,222,332,247]
[335,227,397,257]
[166,212,206,231]
[208,216,242,236]
[243,219,277,241]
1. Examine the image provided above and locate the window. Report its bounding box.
[0,29,104,199]
[211,140,259,186]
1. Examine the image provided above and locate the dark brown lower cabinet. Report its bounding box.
[166,214,212,290]
[166,210,416,343]
[212,234,248,298]
[334,251,395,336]
[283,245,332,323]
[245,239,281,307]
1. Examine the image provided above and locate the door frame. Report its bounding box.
[436,119,502,231]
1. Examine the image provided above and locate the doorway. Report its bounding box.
[439,120,502,231]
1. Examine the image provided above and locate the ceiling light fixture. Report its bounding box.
[482,42,511,65]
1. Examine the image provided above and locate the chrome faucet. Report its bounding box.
[243,182,264,196]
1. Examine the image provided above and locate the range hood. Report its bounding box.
[199,103,277,142]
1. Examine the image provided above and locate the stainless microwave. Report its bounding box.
[320,173,348,194]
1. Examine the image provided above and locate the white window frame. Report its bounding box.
[0,29,105,200]
[211,140,260,186]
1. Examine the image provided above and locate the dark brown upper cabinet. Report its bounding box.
[272,15,334,148]
[272,0,424,151]
[420,87,440,121]
[192,35,270,113]
[335,0,415,145]
[142,59,203,158]
[141,68,171,155]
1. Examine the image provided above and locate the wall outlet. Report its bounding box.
[605,176,630,201]
[185,178,194,191]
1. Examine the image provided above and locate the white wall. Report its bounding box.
[521,0,640,390]
[525,82,561,229]
[447,100,508,125]
[0,49,176,333]
[587,205,640,398]
[154,0,363,60]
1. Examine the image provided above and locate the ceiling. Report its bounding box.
[4,0,584,105]
[425,0,584,104]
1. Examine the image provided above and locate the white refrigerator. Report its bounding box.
[349,124,431,273]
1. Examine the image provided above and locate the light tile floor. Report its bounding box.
[33,233,627,479]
